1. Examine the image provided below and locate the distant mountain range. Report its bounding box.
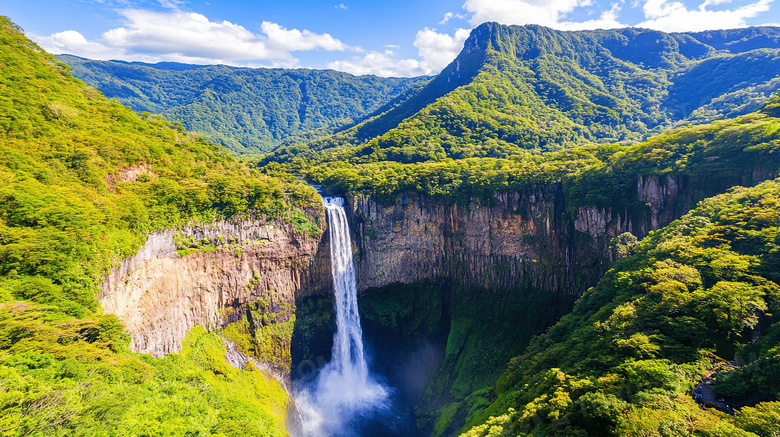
[59,55,429,155]
[263,23,780,165]
[62,24,780,161]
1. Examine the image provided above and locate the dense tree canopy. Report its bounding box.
[460,179,780,436]
[60,55,430,155]
[0,16,317,436]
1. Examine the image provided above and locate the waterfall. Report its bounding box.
[324,196,370,389]
[295,196,388,436]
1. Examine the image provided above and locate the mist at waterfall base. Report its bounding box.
[293,197,414,436]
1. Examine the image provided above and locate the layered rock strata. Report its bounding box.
[348,170,778,296]
[99,216,331,357]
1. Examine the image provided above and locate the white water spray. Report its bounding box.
[295,196,388,436]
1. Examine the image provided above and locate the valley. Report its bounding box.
[1,13,780,437]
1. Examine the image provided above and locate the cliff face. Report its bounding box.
[349,185,565,292]
[347,170,778,436]
[348,170,778,296]
[99,216,331,358]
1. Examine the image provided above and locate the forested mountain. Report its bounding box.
[265,23,780,166]
[59,55,429,155]
[0,16,319,435]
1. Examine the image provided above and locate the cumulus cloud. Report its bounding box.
[327,28,470,77]
[34,9,349,66]
[637,0,773,31]
[335,3,348,10]
[462,0,622,28]
[327,51,423,77]
[414,28,471,73]
[461,0,774,31]
[260,21,346,52]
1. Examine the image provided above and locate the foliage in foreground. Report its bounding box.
[459,179,780,436]
[0,305,289,436]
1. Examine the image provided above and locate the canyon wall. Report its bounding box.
[348,169,779,296]
[97,168,776,364]
[99,215,331,358]
[346,169,778,436]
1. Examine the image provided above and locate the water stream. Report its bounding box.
[294,196,389,436]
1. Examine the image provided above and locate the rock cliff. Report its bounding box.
[346,169,778,436]
[99,215,331,358]
[348,170,778,296]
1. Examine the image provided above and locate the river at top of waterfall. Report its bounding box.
[294,196,389,436]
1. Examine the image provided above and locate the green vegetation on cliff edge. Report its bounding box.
[0,16,318,436]
[309,94,780,208]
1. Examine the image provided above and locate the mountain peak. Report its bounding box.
[278,22,780,164]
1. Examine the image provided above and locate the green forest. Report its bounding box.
[2,12,780,437]
[60,55,429,155]
[461,178,780,437]
[303,98,780,206]
[261,24,780,169]
[0,16,320,436]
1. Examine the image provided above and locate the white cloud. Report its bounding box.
[463,0,618,28]
[327,28,471,77]
[440,11,467,24]
[335,3,348,10]
[637,0,773,31]
[260,21,346,52]
[414,28,471,73]
[558,3,625,30]
[33,9,349,66]
[461,0,773,32]
[328,51,423,77]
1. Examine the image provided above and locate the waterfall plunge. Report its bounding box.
[295,197,388,436]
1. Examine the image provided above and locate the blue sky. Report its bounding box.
[3,0,779,76]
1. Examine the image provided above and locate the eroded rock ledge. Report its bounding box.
[99,216,331,357]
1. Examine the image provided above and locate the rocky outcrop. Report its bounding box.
[348,170,778,296]
[99,216,331,357]
[348,186,569,293]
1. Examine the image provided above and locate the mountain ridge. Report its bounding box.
[59,54,430,155]
[263,22,780,167]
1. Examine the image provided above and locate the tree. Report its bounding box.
[695,281,766,337]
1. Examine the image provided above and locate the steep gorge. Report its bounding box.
[94,167,779,435]
[345,167,779,435]
[349,168,779,295]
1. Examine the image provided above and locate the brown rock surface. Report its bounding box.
[348,171,778,296]
[99,216,331,357]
